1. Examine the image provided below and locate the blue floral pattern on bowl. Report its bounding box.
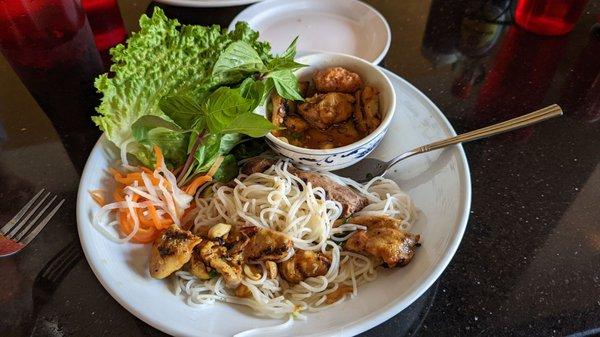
[266,129,386,171]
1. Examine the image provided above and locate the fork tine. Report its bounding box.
[39,240,77,278]
[5,191,51,238]
[13,196,58,241]
[0,189,45,234]
[20,199,64,246]
[46,244,81,283]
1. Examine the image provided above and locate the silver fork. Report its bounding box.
[334,104,563,183]
[0,189,65,257]
[25,240,82,335]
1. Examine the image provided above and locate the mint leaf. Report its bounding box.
[267,70,304,101]
[221,111,278,137]
[192,133,222,172]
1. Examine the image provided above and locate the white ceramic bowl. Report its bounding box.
[265,53,396,171]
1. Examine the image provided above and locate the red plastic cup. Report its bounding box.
[515,0,589,36]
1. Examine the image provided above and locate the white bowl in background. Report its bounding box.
[264,52,397,171]
[229,0,391,64]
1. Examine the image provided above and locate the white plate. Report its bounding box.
[229,0,391,64]
[154,0,263,8]
[76,68,471,337]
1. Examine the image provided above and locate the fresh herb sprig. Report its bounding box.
[91,8,306,183]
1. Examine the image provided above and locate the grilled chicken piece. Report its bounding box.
[290,168,369,217]
[348,215,402,230]
[354,90,367,133]
[189,245,211,280]
[298,93,355,130]
[150,225,202,279]
[345,215,420,268]
[284,115,310,133]
[279,250,331,284]
[244,228,292,261]
[313,67,364,93]
[361,86,381,132]
[240,157,277,176]
[200,241,244,288]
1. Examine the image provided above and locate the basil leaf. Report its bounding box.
[159,93,206,129]
[266,58,306,72]
[192,133,242,174]
[212,154,239,182]
[192,133,222,172]
[280,36,298,60]
[203,87,253,134]
[219,133,243,153]
[267,70,304,101]
[237,78,271,109]
[220,111,278,137]
[212,41,265,80]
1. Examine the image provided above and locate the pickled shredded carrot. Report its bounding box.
[98,145,191,244]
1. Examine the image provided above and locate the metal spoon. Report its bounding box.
[334,104,563,183]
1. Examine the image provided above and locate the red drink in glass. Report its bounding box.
[82,0,126,52]
[0,0,104,168]
[0,0,103,110]
[515,0,589,36]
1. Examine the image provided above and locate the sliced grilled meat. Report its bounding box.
[150,225,202,279]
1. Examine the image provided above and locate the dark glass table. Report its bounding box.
[1,1,599,336]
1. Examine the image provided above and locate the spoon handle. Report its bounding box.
[387,104,563,168]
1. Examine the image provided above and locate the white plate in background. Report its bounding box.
[154,0,263,8]
[229,0,391,64]
[76,68,471,336]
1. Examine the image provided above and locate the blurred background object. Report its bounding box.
[0,0,104,107]
[82,0,127,66]
[515,0,589,35]
[472,25,567,140]
[558,23,600,123]
[0,0,105,170]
